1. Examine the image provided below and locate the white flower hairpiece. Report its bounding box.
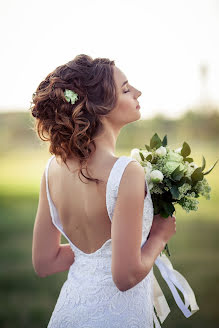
[64,89,79,105]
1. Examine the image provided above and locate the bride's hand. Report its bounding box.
[149,214,176,244]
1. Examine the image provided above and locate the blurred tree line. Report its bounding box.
[1,106,219,155]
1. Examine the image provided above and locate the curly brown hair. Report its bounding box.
[30,54,117,184]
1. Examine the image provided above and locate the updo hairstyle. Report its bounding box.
[30,54,117,184]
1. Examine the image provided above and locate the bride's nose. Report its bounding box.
[136,89,142,98]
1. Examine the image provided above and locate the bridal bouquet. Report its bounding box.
[131,133,218,256]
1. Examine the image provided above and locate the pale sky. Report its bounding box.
[0,0,219,119]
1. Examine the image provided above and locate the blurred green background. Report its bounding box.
[1,108,219,328]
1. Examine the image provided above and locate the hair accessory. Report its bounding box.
[64,89,79,105]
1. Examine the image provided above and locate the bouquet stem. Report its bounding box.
[164,243,171,257]
[162,211,176,257]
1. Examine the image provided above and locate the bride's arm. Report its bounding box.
[32,171,75,277]
[111,162,175,291]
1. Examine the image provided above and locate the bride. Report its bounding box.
[31,54,176,327]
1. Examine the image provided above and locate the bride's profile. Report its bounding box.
[31,54,176,327]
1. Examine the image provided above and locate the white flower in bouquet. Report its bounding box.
[155,146,167,157]
[150,170,164,183]
[130,148,141,162]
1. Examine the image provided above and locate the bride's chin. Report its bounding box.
[135,110,141,119]
[130,113,141,123]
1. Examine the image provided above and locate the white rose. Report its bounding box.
[150,170,164,183]
[155,146,167,157]
[130,148,141,162]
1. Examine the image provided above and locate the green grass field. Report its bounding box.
[0,146,219,327]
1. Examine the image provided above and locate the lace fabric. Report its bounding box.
[45,155,158,328]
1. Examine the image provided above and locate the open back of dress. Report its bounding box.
[45,155,159,328]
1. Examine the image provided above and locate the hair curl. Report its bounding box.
[30,54,117,184]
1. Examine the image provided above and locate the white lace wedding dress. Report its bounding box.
[45,155,161,328]
[44,155,199,328]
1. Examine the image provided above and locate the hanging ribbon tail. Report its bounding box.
[153,274,170,323]
[153,309,162,328]
[154,253,199,319]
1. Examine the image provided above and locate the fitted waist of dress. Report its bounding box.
[67,242,112,278]
[67,248,153,290]
[67,257,113,286]
[67,258,154,299]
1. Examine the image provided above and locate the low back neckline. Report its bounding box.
[45,155,149,256]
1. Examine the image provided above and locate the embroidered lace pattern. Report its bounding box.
[45,155,156,328]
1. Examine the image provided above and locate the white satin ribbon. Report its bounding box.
[153,253,199,324]
[153,274,170,323]
[153,309,162,328]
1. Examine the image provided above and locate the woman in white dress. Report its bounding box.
[31,54,176,327]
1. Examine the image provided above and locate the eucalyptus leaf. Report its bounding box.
[181,142,191,158]
[201,156,206,171]
[145,144,151,151]
[151,157,157,164]
[170,186,180,199]
[203,159,219,176]
[139,152,144,161]
[191,167,204,182]
[171,165,184,181]
[162,135,168,147]
[161,201,175,216]
[146,154,152,161]
[161,201,175,218]
[150,133,162,149]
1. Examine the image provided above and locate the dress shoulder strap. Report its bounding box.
[45,155,56,208]
[44,155,67,233]
[106,155,138,221]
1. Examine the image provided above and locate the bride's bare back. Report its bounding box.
[48,155,119,254]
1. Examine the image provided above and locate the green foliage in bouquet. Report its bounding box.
[137,133,218,219]
[131,133,218,256]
